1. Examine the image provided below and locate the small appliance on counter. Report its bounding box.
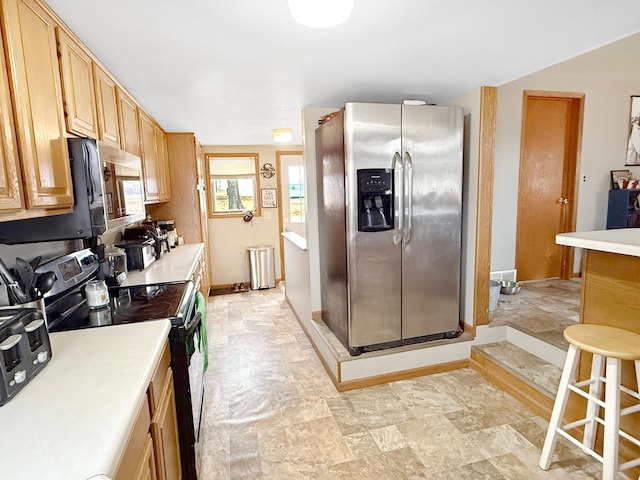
[157,220,178,248]
[116,238,157,271]
[103,245,128,286]
[0,308,51,405]
[123,225,170,259]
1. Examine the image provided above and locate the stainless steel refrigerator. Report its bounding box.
[316,102,463,356]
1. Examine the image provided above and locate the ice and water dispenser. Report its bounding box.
[357,169,394,232]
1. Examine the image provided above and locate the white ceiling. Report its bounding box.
[45,0,640,145]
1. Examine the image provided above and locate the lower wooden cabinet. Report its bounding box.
[114,341,181,480]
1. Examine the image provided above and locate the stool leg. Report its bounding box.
[583,353,605,452]
[602,356,621,480]
[539,344,580,470]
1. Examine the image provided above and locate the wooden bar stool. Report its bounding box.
[539,324,640,479]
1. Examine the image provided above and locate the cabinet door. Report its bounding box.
[151,371,182,480]
[134,434,158,480]
[154,124,171,201]
[139,110,160,202]
[0,31,23,212]
[93,64,121,147]
[2,0,73,209]
[56,27,98,138]
[117,88,140,156]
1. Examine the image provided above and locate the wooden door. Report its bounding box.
[56,27,98,138]
[139,111,159,202]
[117,87,140,156]
[0,31,23,212]
[516,91,583,280]
[2,0,73,209]
[93,64,121,147]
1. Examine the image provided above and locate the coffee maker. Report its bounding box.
[157,220,177,248]
[103,245,128,285]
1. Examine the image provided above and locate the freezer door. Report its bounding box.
[345,103,402,348]
[401,105,463,338]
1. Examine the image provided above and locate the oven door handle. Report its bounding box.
[185,310,202,339]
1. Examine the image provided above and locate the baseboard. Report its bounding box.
[312,310,322,321]
[337,359,469,392]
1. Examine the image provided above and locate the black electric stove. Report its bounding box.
[47,281,195,333]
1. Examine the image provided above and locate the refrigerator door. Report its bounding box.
[401,105,463,338]
[345,103,402,348]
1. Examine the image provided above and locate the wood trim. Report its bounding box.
[338,360,469,392]
[473,87,498,328]
[470,348,553,420]
[205,152,261,218]
[312,310,322,322]
[275,150,303,282]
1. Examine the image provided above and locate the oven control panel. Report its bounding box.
[37,249,100,299]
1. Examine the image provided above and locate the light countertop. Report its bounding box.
[122,243,204,286]
[556,229,640,257]
[0,320,171,480]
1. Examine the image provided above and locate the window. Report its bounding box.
[288,165,305,223]
[206,153,261,217]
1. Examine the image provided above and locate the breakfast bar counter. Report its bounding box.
[556,228,640,468]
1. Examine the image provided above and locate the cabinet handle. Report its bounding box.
[556,197,568,204]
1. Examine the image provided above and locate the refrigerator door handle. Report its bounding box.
[392,152,403,245]
[403,151,413,244]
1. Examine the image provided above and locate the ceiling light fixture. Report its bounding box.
[272,128,293,143]
[288,0,355,28]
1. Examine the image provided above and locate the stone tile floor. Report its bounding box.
[199,283,600,479]
[489,278,582,350]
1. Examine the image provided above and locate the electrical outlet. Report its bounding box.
[581,175,587,183]
[263,211,271,220]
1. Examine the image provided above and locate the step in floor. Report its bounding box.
[473,341,562,399]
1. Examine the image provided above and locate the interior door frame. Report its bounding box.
[516,90,584,281]
[276,150,303,282]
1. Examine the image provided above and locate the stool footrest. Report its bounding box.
[555,427,603,463]
[568,383,606,409]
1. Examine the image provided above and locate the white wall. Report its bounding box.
[203,144,301,286]
[493,73,638,273]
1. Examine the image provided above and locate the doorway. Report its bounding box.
[515,91,584,281]
[276,151,304,280]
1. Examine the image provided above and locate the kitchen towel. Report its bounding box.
[195,290,209,372]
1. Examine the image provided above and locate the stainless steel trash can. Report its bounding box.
[247,246,276,289]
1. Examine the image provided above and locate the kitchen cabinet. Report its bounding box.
[93,64,121,147]
[146,133,211,295]
[155,123,172,201]
[114,395,157,480]
[0,30,22,212]
[148,342,181,480]
[606,189,640,229]
[117,87,141,157]
[139,112,171,204]
[114,341,180,480]
[1,0,74,212]
[56,27,98,139]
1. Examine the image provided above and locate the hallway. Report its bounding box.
[199,284,599,479]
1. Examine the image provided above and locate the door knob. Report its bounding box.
[556,197,568,204]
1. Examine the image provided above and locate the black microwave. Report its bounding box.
[0,138,107,244]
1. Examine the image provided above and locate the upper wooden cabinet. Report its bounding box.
[117,88,141,157]
[93,64,121,148]
[1,0,73,210]
[0,31,23,213]
[56,27,98,139]
[139,110,160,202]
[154,124,171,201]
